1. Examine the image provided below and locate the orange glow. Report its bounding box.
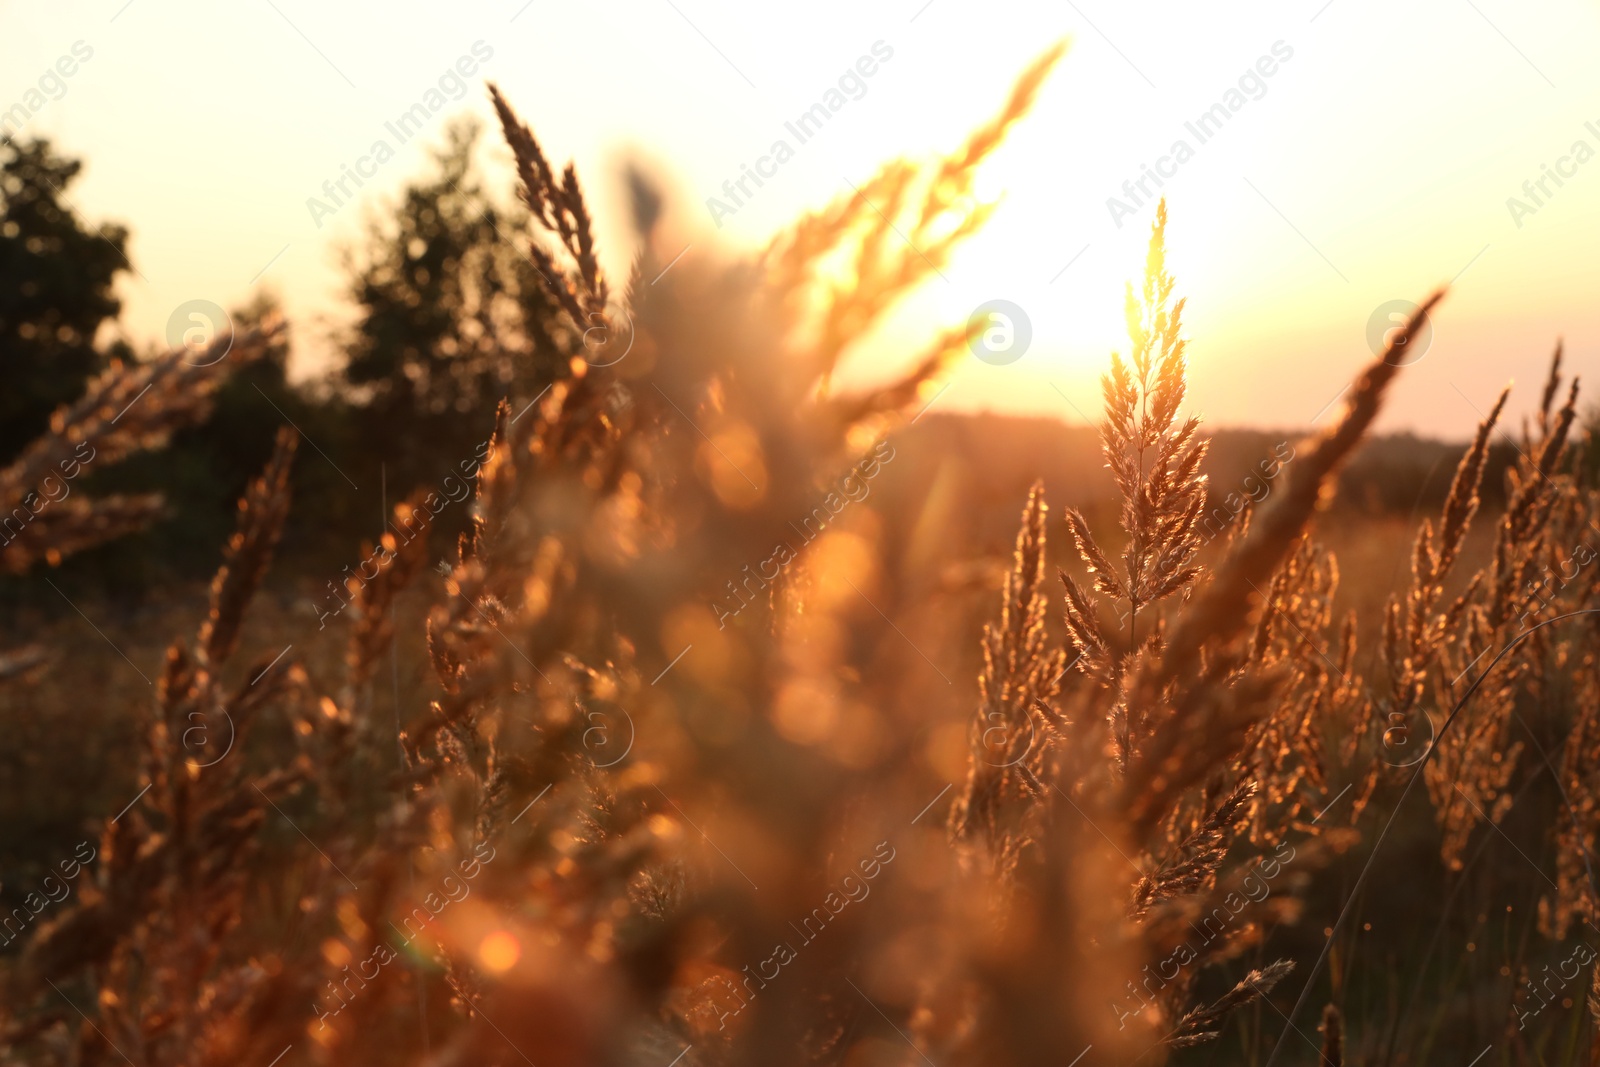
[320,938,352,968]
[2,4,1594,435]
[477,930,522,974]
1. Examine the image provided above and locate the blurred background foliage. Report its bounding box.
[0,121,567,605]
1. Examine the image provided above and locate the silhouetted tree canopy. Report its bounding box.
[340,118,568,501]
[0,122,576,592]
[0,138,132,463]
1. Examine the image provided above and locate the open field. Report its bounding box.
[3,14,1600,1066]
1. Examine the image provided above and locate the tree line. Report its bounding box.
[0,120,566,603]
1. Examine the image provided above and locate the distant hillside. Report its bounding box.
[865,412,1511,566]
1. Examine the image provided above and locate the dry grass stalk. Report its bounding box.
[0,321,282,578]
[1319,1002,1344,1067]
[6,44,1600,1067]
[949,482,1067,870]
[1119,290,1444,836]
[769,41,1066,393]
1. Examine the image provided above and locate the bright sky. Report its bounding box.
[3,0,1598,438]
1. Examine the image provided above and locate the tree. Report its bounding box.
[0,138,134,463]
[82,294,364,586]
[340,118,569,502]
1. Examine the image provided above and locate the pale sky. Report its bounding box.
[3,0,1598,438]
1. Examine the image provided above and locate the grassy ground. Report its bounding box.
[0,463,1559,1064]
